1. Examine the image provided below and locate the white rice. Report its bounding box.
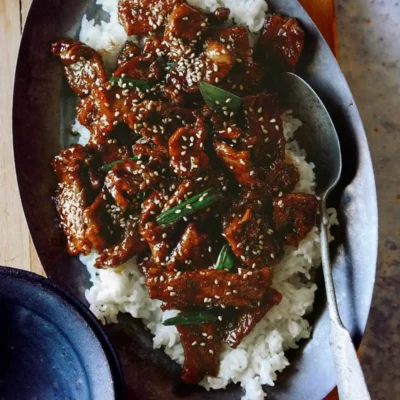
[71,2,339,399]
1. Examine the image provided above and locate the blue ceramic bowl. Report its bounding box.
[0,266,125,399]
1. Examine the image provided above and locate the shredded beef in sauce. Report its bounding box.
[51,1,317,384]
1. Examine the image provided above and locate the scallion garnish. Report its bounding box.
[163,311,218,326]
[110,76,150,91]
[156,188,222,226]
[99,156,138,172]
[215,244,235,271]
[164,61,177,72]
[199,81,242,114]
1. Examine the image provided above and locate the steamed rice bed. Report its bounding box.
[67,1,339,399]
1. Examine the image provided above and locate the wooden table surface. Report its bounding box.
[0,0,338,398]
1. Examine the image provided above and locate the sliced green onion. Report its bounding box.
[156,188,222,226]
[110,76,150,91]
[199,81,242,114]
[164,61,177,72]
[163,311,218,326]
[215,244,235,271]
[99,156,138,172]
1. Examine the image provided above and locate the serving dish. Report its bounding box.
[13,0,378,398]
[0,266,124,399]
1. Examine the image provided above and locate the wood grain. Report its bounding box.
[299,0,338,55]
[0,1,338,396]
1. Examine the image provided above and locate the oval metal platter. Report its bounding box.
[13,1,378,399]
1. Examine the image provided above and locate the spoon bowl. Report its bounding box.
[279,72,342,199]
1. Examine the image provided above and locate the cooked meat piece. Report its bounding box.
[113,55,162,84]
[161,179,195,211]
[51,38,106,97]
[143,36,164,58]
[242,93,285,164]
[169,117,209,178]
[125,100,176,147]
[77,85,141,146]
[257,14,305,71]
[214,141,260,188]
[224,289,282,348]
[201,104,236,131]
[133,137,169,165]
[77,87,115,145]
[104,159,159,211]
[163,3,208,60]
[206,7,230,25]
[263,158,300,194]
[117,41,141,65]
[202,39,235,84]
[51,145,95,255]
[219,61,265,97]
[224,200,282,268]
[215,126,243,141]
[84,192,115,252]
[273,193,319,246]
[137,253,158,276]
[95,218,147,268]
[212,26,252,61]
[146,267,274,310]
[177,323,220,384]
[118,0,182,35]
[139,191,175,266]
[97,143,132,165]
[167,223,216,271]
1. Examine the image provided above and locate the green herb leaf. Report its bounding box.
[199,81,242,114]
[215,244,235,271]
[99,156,138,172]
[163,311,218,326]
[110,76,150,91]
[156,188,222,226]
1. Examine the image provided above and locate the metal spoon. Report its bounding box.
[279,72,371,400]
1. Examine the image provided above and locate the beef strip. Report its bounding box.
[163,3,208,61]
[214,141,261,188]
[117,41,141,65]
[167,222,216,271]
[95,218,147,268]
[212,26,252,62]
[51,145,95,255]
[212,26,265,96]
[169,117,209,178]
[146,267,274,310]
[104,159,160,211]
[133,137,169,166]
[118,0,183,35]
[51,38,107,97]
[84,191,115,252]
[224,288,282,348]
[263,158,300,194]
[273,193,319,246]
[177,322,220,384]
[242,93,285,164]
[139,190,175,266]
[77,86,141,146]
[113,54,162,84]
[202,39,235,85]
[257,14,305,71]
[224,199,282,268]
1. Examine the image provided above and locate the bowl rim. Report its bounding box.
[0,265,126,399]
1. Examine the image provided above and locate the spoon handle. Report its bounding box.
[320,203,371,400]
